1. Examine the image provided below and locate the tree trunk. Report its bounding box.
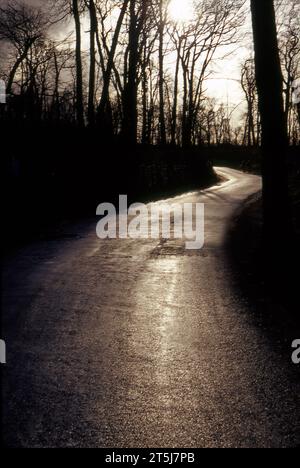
[171,41,181,146]
[181,65,188,147]
[52,50,60,120]
[98,0,129,120]
[6,39,36,95]
[158,0,166,146]
[250,0,290,280]
[121,0,140,146]
[88,0,97,127]
[141,44,149,145]
[248,101,255,146]
[72,0,84,127]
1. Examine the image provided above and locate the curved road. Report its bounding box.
[2,168,300,448]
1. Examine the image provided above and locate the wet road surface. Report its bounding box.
[2,168,300,448]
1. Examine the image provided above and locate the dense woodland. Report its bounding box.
[0,0,299,145]
[0,0,299,245]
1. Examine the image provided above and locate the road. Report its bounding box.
[2,167,300,448]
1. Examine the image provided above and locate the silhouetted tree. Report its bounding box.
[85,0,97,126]
[278,0,300,140]
[169,0,245,148]
[72,0,85,126]
[157,0,168,145]
[121,0,149,145]
[0,1,47,96]
[250,0,289,270]
[97,0,129,132]
[241,59,258,146]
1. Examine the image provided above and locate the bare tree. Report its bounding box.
[121,0,150,145]
[97,0,129,128]
[85,0,97,126]
[169,0,245,148]
[156,0,169,145]
[0,0,47,95]
[278,0,300,139]
[241,58,258,146]
[50,40,75,121]
[72,0,85,126]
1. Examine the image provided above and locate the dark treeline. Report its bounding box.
[0,0,298,144]
[0,0,247,145]
[0,0,299,244]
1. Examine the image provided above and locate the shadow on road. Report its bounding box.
[225,193,300,359]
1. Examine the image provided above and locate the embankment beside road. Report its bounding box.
[1,124,217,247]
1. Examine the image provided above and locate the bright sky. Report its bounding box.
[169,0,195,22]
[6,0,253,125]
[165,1,253,124]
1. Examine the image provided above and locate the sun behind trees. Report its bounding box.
[1,0,299,146]
[0,0,247,145]
[0,0,299,242]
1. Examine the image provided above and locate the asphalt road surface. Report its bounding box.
[2,168,300,448]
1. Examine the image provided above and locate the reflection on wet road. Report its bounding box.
[2,168,300,448]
